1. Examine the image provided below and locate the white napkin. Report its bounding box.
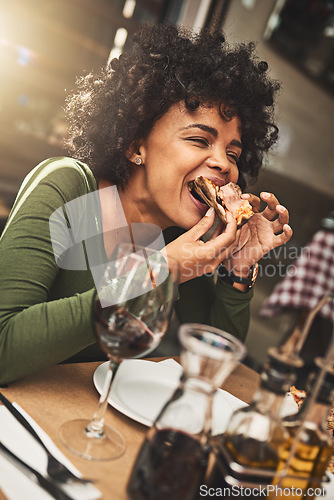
[0,404,101,500]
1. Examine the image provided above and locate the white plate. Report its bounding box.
[93,359,248,436]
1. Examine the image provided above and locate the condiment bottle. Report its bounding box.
[208,352,302,495]
[268,358,334,499]
[127,323,246,500]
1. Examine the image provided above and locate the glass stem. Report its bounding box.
[85,359,120,437]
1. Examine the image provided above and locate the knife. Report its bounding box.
[0,441,74,500]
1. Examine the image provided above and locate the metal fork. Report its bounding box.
[0,392,93,484]
[43,443,94,484]
[0,441,74,500]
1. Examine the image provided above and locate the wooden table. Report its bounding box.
[0,359,259,500]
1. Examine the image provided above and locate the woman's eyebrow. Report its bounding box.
[230,139,243,149]
[181,123,218,136]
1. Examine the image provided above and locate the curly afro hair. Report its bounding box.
[65,24,280,190]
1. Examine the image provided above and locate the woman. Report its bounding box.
[0,25,292,384]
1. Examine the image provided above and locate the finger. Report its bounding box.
[187,207,216,240]
[208,219,225,241]
[272,205,290,233]
[261,192,280,220]
[206,212,237,260]
[272,223,293,247]
[241,193,261,213]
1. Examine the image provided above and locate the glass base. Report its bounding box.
[59,418,126,461]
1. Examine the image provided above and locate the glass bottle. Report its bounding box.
[268,359,334,499]
[208,353,302,493]
[127,323,246,500]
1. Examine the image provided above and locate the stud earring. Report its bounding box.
[135,157,143,165]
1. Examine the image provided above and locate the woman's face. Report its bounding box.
[135,102,242,230]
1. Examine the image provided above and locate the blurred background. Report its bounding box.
[1,0,333,370]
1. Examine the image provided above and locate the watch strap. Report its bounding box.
[218,263,258,288]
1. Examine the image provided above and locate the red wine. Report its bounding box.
[94,304,158,359]
[127,428,209,500]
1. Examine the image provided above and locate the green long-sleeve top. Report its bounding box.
[0,157,253,384]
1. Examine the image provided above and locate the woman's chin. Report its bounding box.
[176,213,204,230]
[167,196,208,229]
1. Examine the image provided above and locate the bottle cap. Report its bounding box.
[308,358,334,404]
[260,361,298,394]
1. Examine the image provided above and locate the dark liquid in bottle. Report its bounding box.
[224,434,279,470]
[127,428,209,500]
[208,435,278,498]
[95,305,156,359]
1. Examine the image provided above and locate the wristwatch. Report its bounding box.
[218,262,259,288]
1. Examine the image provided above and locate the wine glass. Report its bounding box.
[59,243,179,461]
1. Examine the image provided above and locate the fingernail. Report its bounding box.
[262,192,270,198]
[206,207,214,216]
[242,193,250,199]
[278,205,286,212]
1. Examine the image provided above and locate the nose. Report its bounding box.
[205,152,231,174]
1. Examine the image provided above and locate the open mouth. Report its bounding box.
[188,176,228,225]
[188,176,254,227]
[189,185,208,205]
[188,178,223,206]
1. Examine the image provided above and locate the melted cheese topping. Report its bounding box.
[235,201,254,226]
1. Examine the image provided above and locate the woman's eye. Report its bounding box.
[227,152,239,164]
[187,137,209,147]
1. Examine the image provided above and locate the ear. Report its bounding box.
[126,140,146,165]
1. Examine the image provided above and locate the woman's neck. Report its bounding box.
[98,177,166,259]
